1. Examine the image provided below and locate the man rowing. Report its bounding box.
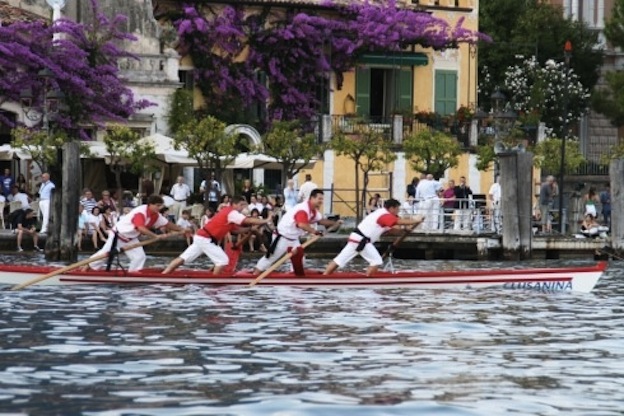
[162,195,274,275]
[86,195,192,272]
[324,198,424,276]
[253,189,341,276]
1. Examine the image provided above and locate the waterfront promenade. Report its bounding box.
[0,228,608,261]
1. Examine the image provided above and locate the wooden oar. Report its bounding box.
[10,232,181,291]
[249,234,321,287]
[382,221,420,260]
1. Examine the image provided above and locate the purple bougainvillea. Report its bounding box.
[0,0,152,138]
[173,0,487,122]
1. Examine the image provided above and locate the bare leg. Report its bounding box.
[213,265,224,275]
[323,261,339,275]
[366,265,379,276]
[16,230,23,250]
[162,257,184,274]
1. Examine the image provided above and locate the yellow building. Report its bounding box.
[156,0,490,216]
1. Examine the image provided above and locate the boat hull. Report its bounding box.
[0,262,607,293]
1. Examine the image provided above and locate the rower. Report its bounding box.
[324,199,423,276]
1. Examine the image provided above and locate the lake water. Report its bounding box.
[0,254,622,415]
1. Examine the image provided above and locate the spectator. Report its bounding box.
[539,175,555,234]
[170,175,191,221]
[217,194,231,212]
[297,174,318,202]
[599,183,611,228]
[248,194,264,213]
[98,190,117,213]
[406,177,419,199]
[241,179,254,203]
[367,193,383,214]
[38,172,55,235]
[16,173,27,194]
[8,185,29,210]
[488,176,502,233]
[0,168,14,198]
[14,208,41,252]
[453,176,473,231]
[416,174,441,230]
[76,203,88,251]
[80,188,98,214]
[579,213,608,239]
[200,206,215,228]
[176,209,194,246]
[582,186,600,218]
[199,173,221,210]
[87,205,105,250]
[441,179,456,230]
[283,179,298,211]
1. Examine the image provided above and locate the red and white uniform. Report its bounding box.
[89,205,170,271]
[180,206,247,267]
[333,208,398,268]
[255,200,322,272]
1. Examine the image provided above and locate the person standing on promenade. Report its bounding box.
[0,168,14,198]
[539,175,555,234]
[283,179,298,212]
[297,174,318,203]
[324,199,423,276]
[415,174,440,230]
[85,195,192,272]
[254,189,341,276]
[162,195,274,275]
[599,183,611,228]
[170,175,191,221]
[453,176,473,231]
[406,177,419,199]
[488,176,502,233]
[38,172,55,235]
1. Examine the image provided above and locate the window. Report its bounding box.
[356,66,413,121]
[434,70,457,116]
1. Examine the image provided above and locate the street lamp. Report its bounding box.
[489,89,518,153]
[19,68,64,131]
[557,40,573,234]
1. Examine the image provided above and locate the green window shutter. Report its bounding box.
[434,70,457,116]
[355,67,371,117]
[398,68,413,112]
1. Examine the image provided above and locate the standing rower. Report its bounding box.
[162,196,273,275]
[324,199,423,276]
[85,195,192,272]
[254,189,340,276]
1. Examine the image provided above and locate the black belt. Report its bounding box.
[174,199,186,202]
[354,228,371,252]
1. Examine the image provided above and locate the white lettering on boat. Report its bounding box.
[503,281,573,291]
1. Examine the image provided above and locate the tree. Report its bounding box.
[173,116,238,185]
[534,137,585,174]
[171,1,485,123]
[168,88,195,135]
[592,0,624,126]
[402,130,463,179]
[330,125,396,221]
[260,120,323,187]
[0,0,151,261]
[479,1,602,108]
[102,126,157,212]
[11,127,66,174]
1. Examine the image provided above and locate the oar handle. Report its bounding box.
[10,232,182,291]
[381,220,420,260]
[249,234,321,287]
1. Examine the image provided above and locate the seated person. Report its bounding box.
[580,214,609,239]
[13,208,41,252]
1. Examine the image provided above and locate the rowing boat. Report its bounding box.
[0,262,607,293]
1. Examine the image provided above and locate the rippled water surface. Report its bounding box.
[0,254,622,415]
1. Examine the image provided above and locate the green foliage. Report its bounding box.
[600,141,624,164]
[168,88,195,135]
[331,126,397,220]
[260,120,323,186]
[479,1,602,108]
[475,144,496,172]
[11,127,67,173]
[402,130,462,179]
[174,116,238,179]
[533,137,585,174]
[103,125,157,176]
[593,0,624,126]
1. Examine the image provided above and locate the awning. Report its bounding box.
[227,152,315,170]
[140,133,197,165]
[359,52,428,67]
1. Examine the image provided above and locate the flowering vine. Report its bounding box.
[172,0,486,123]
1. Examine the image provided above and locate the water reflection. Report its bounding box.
[0,254,622,415]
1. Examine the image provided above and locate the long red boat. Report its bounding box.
[0,262,607,293]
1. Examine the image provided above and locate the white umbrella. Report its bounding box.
[227,152,315,170]
[140,133,197,165]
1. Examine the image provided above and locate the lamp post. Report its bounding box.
[557,40,573,234]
